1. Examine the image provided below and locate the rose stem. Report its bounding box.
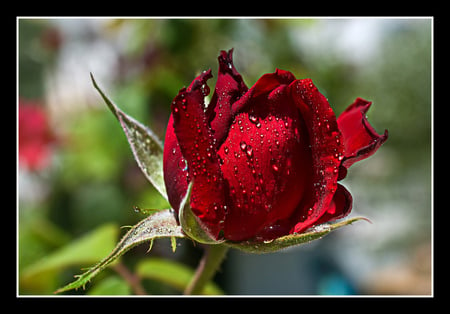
[113,262,147,295]
[184,244,229,295]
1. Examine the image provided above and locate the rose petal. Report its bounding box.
[163,114,188,213]
[313,183,353,226]
[219,70,310,241]
[207,49,248,148]
[337,98,388,177]
[232,69,296,114]
[289,79,345,233]
[168,70,228,238]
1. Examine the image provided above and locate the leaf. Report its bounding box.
[178,181,224,245]
[55,209,185,294]
[225,217,370,254]
[136,258,223,295]
[87,276,131,295]
[21,224,118,284]
[90,73,168,201]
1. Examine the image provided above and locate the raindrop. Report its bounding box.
[246,145,254,158]
[249,113,261,128]
[270,159,279,172]
[224,146,229,154]
[240,141,247,151]
[201,84,210,96]
[178,158,188,171]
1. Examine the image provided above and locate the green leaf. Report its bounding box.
[90,73,167,201]
[21,223,118,284]
[87,276,131,295]
[225,217,370,254]
[136,258,223,295]
[178,181,224,245]
[55,209,185,294]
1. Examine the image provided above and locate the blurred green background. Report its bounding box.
[18,17,432,295]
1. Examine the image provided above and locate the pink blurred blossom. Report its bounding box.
[19,99,56,171]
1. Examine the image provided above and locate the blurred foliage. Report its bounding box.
[18,18,432,295]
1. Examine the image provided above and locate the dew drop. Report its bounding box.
[240,141,247,151]
[270,159,279,172]
[248,113,261,128]
[201,83,210,96]
[178,158,188,171]
[224,146,229,154]
[246,145,254,158]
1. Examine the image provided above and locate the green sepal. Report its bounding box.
[55,209,184,294]
[90,73,167,201]
[225,216,370,254]
[178,181,225,245]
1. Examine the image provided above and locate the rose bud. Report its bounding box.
[163,49,388,242]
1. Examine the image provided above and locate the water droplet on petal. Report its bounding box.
[178,158,188,171]
[270,159,279,172]
[246,145,254,158]
[201,83,210,96]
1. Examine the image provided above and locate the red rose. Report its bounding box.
[163,49,388,242]
[19,100,56,171]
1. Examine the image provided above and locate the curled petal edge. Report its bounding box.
[179,181,226,245]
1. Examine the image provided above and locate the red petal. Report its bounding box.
[232,69,296,114]
[219,70,310,241]
[337,98,388,176]
[247,69,296,98]
[163,114,188,213]
[289,79,346,233]
[167,70,228,238]
[207,49,248,147]
[313,184,353,227]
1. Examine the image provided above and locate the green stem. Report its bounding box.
[184,244,229,295]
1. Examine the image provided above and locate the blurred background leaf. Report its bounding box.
[136,257,223,295]
[18,17,432,295]
[20,223,118,294]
